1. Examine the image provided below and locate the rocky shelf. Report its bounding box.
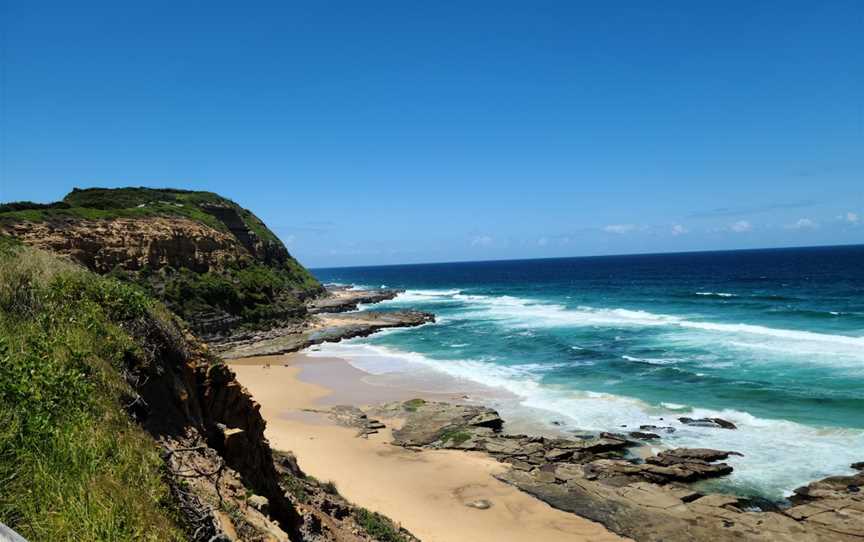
[339,399,864,542]
[216,286,433,359]
[307,285,404,313]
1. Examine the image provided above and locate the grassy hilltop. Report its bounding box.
[0,187,323,337]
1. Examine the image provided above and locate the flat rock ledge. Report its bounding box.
[307,285,403,314]
[217,310,434,359]
[380,399,864,542]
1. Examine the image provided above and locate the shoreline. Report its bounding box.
[227,286,864,541]
[231,353,628,542]
[231,347,864,541]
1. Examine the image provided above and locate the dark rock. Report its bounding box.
[220,309,435,359]
[467,410,505,430]
[852,461,864,471]
[307,286,404,314]
[678,417,737,430]
[647,448,742,465]
[628,431,661,440]
[545,448,575,461]
[639,424,676,433]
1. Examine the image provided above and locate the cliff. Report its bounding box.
[0,240,416,542]
[0,187,324,339]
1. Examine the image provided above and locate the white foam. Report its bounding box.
[384,288,463,304]
[696,292,737,297]
[307,340,864,498]
[440,293,864,360]
[622,355,678,365]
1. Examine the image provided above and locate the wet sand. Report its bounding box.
[231,353,626,542]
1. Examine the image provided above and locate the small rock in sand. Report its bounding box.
[465,499,493,510]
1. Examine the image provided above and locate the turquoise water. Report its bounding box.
[312,245,864,498]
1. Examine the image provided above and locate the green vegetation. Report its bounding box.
[0,187,279,244]
[439,428,472,446]
[1,187,323,334]
[320,480,339,495]
[353,508,410,542]
[281,474,309,504]
[120,261,317,332]
[0,244,184,541]
[0,195,228,234]
[402,398,426,412]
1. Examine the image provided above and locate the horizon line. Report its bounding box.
[309,241,864,270]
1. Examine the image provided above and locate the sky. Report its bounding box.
[1,1,862,268]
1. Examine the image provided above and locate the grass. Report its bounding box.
[0,201,230,234]
[0,187,283,246]
[439,428,472,446]
[353,508,410,542]
[402,398,426,412]
[0,244,184,541]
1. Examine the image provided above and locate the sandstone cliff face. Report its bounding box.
[0,217,250,273]
[0,187,324,338]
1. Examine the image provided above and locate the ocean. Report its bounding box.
[311,245,864,499]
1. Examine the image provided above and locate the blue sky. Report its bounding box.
[1,1,862,267]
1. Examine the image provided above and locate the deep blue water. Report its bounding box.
[312,245,864,497]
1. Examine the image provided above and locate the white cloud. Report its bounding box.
[844,211,859,224]
[671,224,688,236]
[603,224,636,234]
[470,235,493,247]
[786,218,818,230]
[729,220,752,233]
[537,237,549,246]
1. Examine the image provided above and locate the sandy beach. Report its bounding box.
[231,353,626,542]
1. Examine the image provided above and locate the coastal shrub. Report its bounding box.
[403,398,426,412]
[0,200,70,213]
[353,507,409,542]
[151,263,309,331]
[0,245,184,541]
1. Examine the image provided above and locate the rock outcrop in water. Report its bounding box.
[307,285,403,313]
[215,305,435,359]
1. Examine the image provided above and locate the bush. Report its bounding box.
[403,398,426,412]
[149,264,308,331]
